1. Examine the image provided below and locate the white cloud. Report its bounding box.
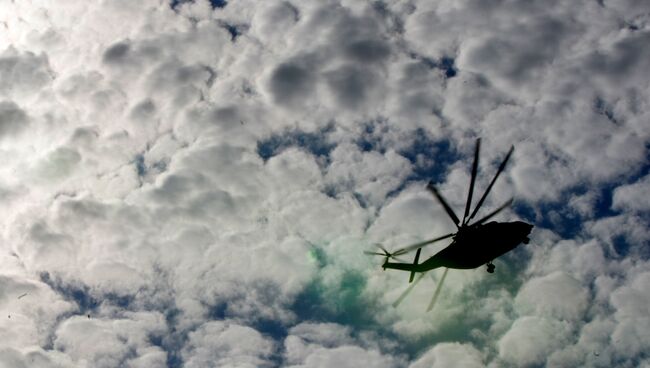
[0,47,53,104]
[612,175,650,213]
[283,323,400,368]
[515,271,590,321]
[409,342,484,368]
[284,322,356,364]
[610,271,650,358]
[0,347,76,368]
[286,345,398,368]
[586,214,650,256]
[181,321,275,368]
[324,143,412,208]
[498,316,572,367]
[0,273,75,350]
[53,312,167,368]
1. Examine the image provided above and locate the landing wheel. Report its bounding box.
[486,262,495,273]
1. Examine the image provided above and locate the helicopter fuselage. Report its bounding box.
[383,221,533,273]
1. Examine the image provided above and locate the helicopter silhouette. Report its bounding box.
[365,138,533,311]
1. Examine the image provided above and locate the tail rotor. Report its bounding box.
[363,244,408,263]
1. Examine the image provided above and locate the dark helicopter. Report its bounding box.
[365,138,533,311]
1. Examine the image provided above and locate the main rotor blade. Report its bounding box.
[426,267,449,312]
[471,198,513,226]
[462,139,481,225]
[392,272,426,308]
[468,145,514,222]
[393,233,455,256]
[374,243,389,254]
[363,251,386,256]
[427,182,460,228]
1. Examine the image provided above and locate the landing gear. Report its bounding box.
[486,262,495,273]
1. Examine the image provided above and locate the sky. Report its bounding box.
[0,0,649,367]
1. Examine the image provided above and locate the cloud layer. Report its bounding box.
[1,0,648,367]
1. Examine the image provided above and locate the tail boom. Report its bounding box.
[382,262,421,272]
[383,260,441,273]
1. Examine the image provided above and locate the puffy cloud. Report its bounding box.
[181,321,275,368]
[0,347,76,368]
[515,271,590,321]
[527,239,608,282]
[0,47,53,103]
[586,214,650,256]
[286,345,397,368]
[284,322,355,364]
[324,143,412,208]
[613,175,650,213]
[610,271,650,358]
[53,312,167,367]
[284,322,399,368]
[0,101,29,138]
[498,316,572,367]
[409,343,484,368]
[268,62,317,108]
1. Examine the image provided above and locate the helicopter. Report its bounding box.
[365,138,533,311]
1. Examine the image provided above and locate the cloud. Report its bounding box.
[409,342,483,368]
[284,322,399,368]
[498,316,572,367]
[53,312,167,367]
[0,347,76,368]
[610,271,650,358]
[515,271,590,321]
[181,321,275,367]
[0,47,53,103]
[0,273,75,351]
[0,100,29,138]
[612,175,650,213]
[286,345,397,368]
[268,62,317,108]
[1,0,649,366]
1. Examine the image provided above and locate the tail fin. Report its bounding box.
[409,248,422,283]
